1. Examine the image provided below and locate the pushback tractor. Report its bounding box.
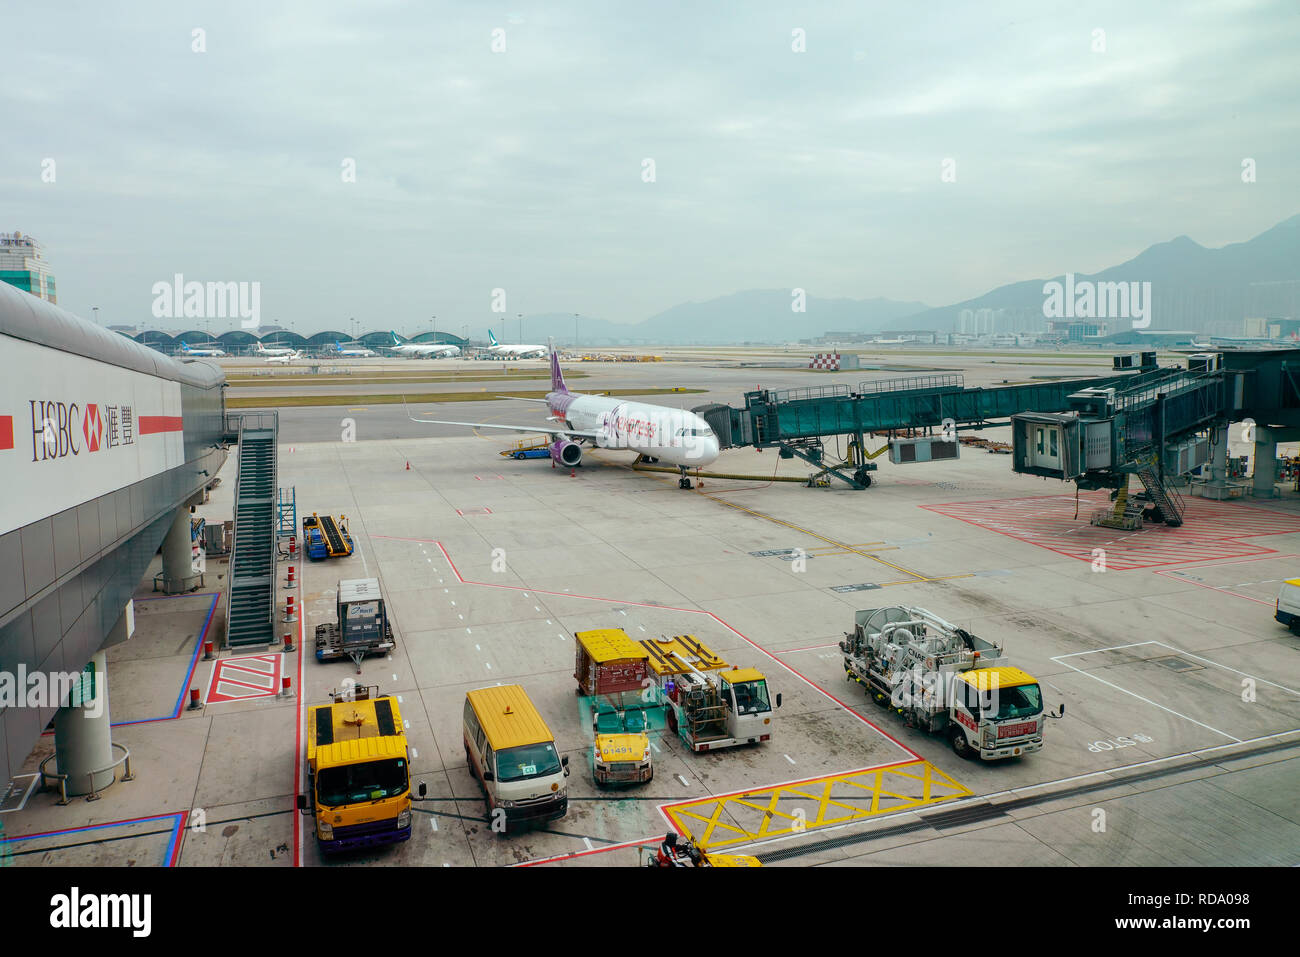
[839,606,1061,760]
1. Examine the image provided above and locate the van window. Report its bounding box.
[495,742,562,782]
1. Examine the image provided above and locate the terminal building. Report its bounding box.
[0,232,57,304]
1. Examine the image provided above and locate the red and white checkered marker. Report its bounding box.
[808,353,841,371]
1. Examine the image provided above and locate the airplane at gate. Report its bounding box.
[486,329,546,359]
[179,340,226,357]
[406,341,719,486]
[389,331,460,357]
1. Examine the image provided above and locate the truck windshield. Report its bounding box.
[495,742,562,782]
[317,758,408,807]
[987,684,1042,721]
[731,680,771,715]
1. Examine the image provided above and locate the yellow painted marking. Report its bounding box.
[664,760,972,851]
[347,407,369,412]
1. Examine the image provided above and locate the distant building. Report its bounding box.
[0,231,56,303]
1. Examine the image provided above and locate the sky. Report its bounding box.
[3,0,1298,334]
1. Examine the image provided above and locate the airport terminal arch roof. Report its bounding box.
[217,330,258,346]
[409,331,468,346]
[0,282,221,387]
[260,331,308,347]
[175,330,221,344]
[305,330,351,345]
[135,330,177,347]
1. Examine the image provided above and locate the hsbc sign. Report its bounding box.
[2,337,183,536]
[30,400,136,461]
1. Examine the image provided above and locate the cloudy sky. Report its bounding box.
[3,0,1297,334]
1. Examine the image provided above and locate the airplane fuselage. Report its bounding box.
[550,391,719,468]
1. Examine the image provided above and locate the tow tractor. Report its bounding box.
[839,605,1061,760]
[302,512,354,560]
[638,635,781,753]
[574,629,653,785]
[642,831,761,867]
[315,578,396,672]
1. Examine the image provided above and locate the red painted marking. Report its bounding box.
[293,570,304,868]
[139,415,184,434]
[0,415,12,450]
[515,834,663,867]
[206,654,281,703]
[922,493,1300,570]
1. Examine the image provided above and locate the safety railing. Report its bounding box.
[857,373,964,395]
[39,743,134,805]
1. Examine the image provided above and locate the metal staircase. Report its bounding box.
[227,412,279,648]
[1137,468,1185,527]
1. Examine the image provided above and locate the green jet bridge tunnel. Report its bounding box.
[693,349,1300,525]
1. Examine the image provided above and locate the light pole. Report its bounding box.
[92,306,99,326]
[517,313,522,344]
[431,315,436,342]
[574,313,580,349]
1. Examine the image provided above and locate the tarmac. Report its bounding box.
[3,350,1298,868]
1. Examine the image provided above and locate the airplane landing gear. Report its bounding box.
[678,467,693,490]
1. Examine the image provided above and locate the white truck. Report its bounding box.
[640,635,782,753]
[839,606,1060,760]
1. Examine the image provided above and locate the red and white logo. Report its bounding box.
[82,404,103,452]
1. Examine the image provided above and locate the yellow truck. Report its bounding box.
[297,686,424,852]
[575,628,654,785]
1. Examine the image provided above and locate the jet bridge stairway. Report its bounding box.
[227,412,279,648]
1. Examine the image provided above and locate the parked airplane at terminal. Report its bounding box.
[407,341,720,487]
[255,341,298,357]
[485,329,546,358]
[389,331,460,357]
[333,340,376,357]
[179,340,226,356]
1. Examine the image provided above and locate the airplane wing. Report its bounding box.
[494,395,552,403]
[403,398,599,438]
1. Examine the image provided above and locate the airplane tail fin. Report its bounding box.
[488,329,499,347]
[548,338,569,393]
[391,331,402,344]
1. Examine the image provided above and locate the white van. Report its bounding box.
[1276,580,1300,633]
[463,685,569,833]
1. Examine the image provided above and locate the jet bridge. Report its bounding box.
[694,355,1165,489]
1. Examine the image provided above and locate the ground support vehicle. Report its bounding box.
[574,629,654,785]
[840,605,1057,760]
[302,512,353,560]
[315,578,396,671]
[297,685,423,852]
[637,635,780,753]
[642,831,761,867]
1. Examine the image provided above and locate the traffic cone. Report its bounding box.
[570,469,576,477]
[405,461,410,470]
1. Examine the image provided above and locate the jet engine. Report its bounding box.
[550,439,582,467]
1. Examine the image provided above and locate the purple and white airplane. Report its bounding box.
[406,341,720,487]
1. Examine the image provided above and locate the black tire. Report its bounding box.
[860,473,872,488]
[949,726,976,760]
[666,709,679,734]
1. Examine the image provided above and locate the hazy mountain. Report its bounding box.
[895,213,1300,332]
[512,290,929,345]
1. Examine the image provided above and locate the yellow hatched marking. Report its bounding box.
[664,760,972,851]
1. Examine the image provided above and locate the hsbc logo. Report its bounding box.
[30,401,135,462]
[83,404,103,452]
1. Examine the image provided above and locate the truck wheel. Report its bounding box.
[666,709,678,734]
[949,727,976,760]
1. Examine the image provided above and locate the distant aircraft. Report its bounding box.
[333,340,376,357]
[389,331,460,357]
[255,341,298,357]
[179,340,226,357]
[264,350,301,364]
[485,329,546,358]
[407,340,720,488]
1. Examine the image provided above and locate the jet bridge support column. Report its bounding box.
[159,500,202,594]
[1194,422,1237,500]
[1253,426,1278,498]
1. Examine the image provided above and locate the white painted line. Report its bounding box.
[411,747,419,758]
[467,628,473,634]
[583,837,594,851]
[1053,640,1157,660]
[443,862,450,867]
[485,662,492,670]
[650,741,660,753]
[784,754,796,765]
[534,606,540,612]
[619,610,626,616]
[458,614,464,620]
[1052,657,1240,742]
[397,695,403,703]
[451,601,456,606]
[392,673,398,682]
[430,818,438,831]
[546,620,552,625]
[404,720,410,729]
[676,774,689,786]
